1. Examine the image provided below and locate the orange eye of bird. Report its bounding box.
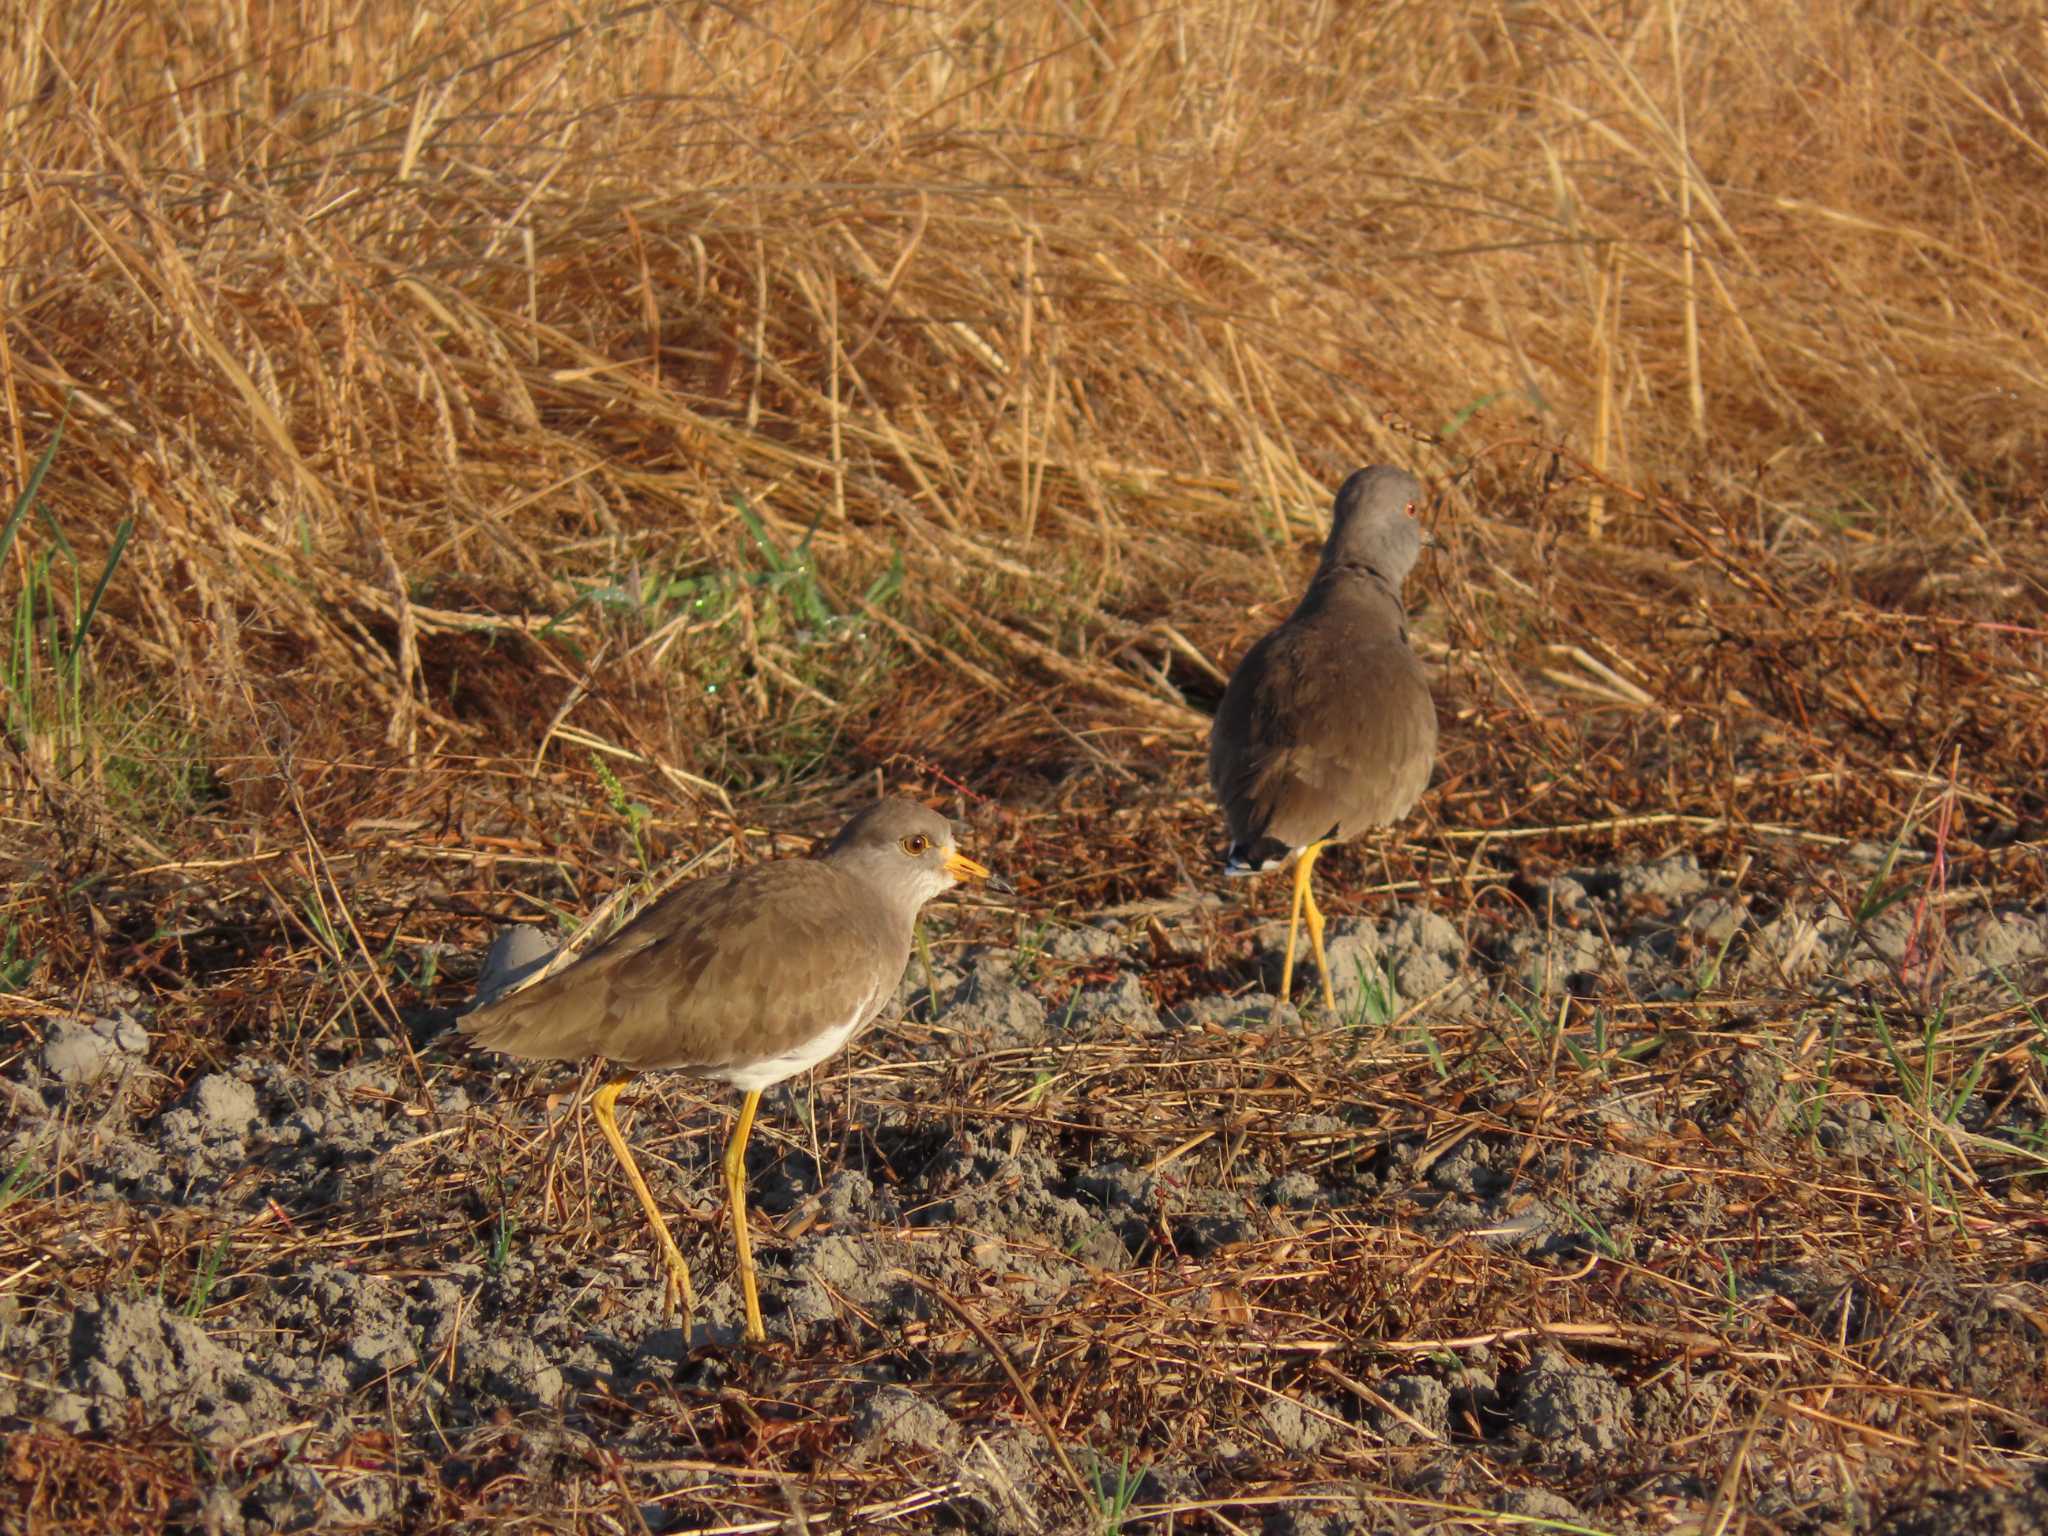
[901,833,930,855]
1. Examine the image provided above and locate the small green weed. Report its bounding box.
[590,750,653,871]
[731,495,835,633]
[1407,1020,1448,1079]
[1081,1447,1146,1534]
[489,1203,518,1275]
[1050,987,1085,1044]
[1793,1017,1841,1143]
[2,412,140,797]
[1558,1196,1624,1260]
[1851,822,1923,926]
[1344,955,1397,1030]
[1993,965,2047,1050]
[1011,921,1052,984]
[1867,1002,1988,1225]
[0,1150,40,1210]
[0,921,34,992]
[1870,1002,1989,1130]
[1440,383,1548,439]
[545,502,904,764]
[1689,924,1740,995]
[185,1232,233,1318]
[1063,1220,1112,1259]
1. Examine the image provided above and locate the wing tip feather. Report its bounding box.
[1221,836,1294,876]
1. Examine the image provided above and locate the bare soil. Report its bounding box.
[4,837,2045,1533]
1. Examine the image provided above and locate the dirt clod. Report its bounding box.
[1509,1348,1633,1473]
[62,1297,283,1445]
[38,1016,147,1090]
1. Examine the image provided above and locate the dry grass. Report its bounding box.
[2,0,2047,1530]
[2,0,2043,833]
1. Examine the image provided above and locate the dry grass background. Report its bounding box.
[2,0,2047,1529]
[2,0,2043,847]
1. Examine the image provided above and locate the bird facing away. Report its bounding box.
[1208,465,1438,1012]
[460,798,1004,1344]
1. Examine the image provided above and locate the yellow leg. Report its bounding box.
[1299,844,1338,1014]
[590,1078,696,1332]
[724,1088,766,1344]
[1278,845,1312,1002]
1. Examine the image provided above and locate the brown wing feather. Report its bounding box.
[1209,628,1272,842]
[1210,589,1436,853]
[458,861,909,1073]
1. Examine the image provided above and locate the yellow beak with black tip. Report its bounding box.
[945,848,1014,895]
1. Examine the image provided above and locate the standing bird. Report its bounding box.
[1209,465,1438,1012]
[461,798,1005,1344]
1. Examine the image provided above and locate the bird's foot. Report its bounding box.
[657,1245,697,1339]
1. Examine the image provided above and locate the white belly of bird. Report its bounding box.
[713,1007,868,1092]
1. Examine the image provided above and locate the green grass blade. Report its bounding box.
[1943,1041,1993,1126]
[68,516,134,665]
[0,416,64,570]
[731,494,788,572]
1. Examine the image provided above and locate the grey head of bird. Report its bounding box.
[1315,465,1430,590]
[818,797,1005,913]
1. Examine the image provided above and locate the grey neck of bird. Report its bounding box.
[1299,558,1408,619]
[823,847,938,931]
